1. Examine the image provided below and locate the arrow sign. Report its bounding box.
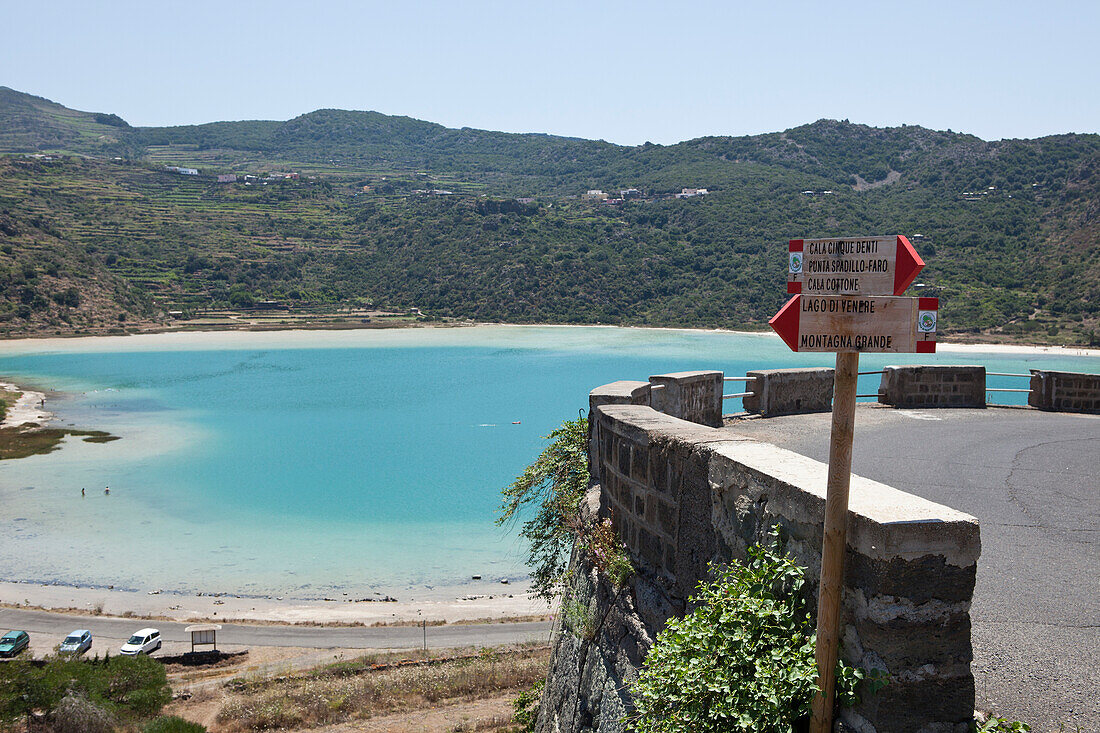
[788,235,924,296]
[770,295,938,353]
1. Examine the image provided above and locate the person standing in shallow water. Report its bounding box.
[81,488,85,497]
[104,486,109,495]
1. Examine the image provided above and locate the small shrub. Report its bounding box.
[0,653,170,726]
[586,517,633,587]
[630,540,873,732]
[562,596,598,641]
[973,717,1031,732]
[142,715,207,733]
[51,690,115,733]
[511,678,544,732]
[498,417,589,600]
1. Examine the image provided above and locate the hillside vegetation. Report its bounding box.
[0,86,1097,343]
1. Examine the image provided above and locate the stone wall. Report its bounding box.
[538,378,982,733]
[878,365,986,408]
[742,367,835,416]
[1028,370,1100,413]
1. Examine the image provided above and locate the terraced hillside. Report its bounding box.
[0,86,1097,343]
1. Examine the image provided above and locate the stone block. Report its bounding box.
[649,371,724,426]
[851,674,975,733]
[657,499,676,538]
[742,367,834,416]
[879,365,986,408]
[1028,370,1100,413]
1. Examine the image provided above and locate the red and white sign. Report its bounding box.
[770,295,938,353]
[788,236,924,296]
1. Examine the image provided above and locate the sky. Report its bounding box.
[4,1,1098,145]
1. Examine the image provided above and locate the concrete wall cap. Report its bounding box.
[597,404,750,445]
[708,440,980,566]
[884,364,985,371]
[746,367,835,376]
[649,370,723,381]
[590,380,651,399]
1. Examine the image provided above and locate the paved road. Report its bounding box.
[0,607,552,657]
[728,405,1099,732]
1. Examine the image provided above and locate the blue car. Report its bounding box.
[59,630,92,655]
[0,630,29,658]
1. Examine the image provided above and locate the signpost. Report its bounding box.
[771,235,932,733]
[788,235,924,296]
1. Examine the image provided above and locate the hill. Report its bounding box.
[0,86,1096,343]
[0,87,131,155]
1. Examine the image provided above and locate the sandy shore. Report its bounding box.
[0,579,552,625]
[0,380,53,428]
[1,323,1096,358]
[937,341,1100,357]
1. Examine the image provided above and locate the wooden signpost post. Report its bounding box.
[770,235,932,733]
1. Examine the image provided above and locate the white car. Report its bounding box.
[119,628,161,656]
[59,629,92,655]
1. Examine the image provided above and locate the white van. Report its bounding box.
[119,628,162,655]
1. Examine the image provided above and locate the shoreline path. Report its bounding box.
[0,607,552,653]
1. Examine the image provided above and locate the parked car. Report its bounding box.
[59,629,92,655]
[119,628,161,656]
[0,630,30,658]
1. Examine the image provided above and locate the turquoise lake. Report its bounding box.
[2,326,1098,598]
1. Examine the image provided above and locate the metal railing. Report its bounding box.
[986,372,1032,404]
[857,370,884,401]
[723,375,756,401]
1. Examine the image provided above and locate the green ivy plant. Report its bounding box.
[630,540,879,732]
[499,416,634,602]
[973,717,1031,732]
[497,416,590,601]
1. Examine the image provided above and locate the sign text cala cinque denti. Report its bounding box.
[788,235,924,296]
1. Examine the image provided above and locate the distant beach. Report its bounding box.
[0,379,52,428]
[1,322,1096,357]
[0,579,551,626]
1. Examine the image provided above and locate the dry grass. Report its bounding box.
[214,646,549,731]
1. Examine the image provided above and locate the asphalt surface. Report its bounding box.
[728,405,1099,732]
[0,607,552,658]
